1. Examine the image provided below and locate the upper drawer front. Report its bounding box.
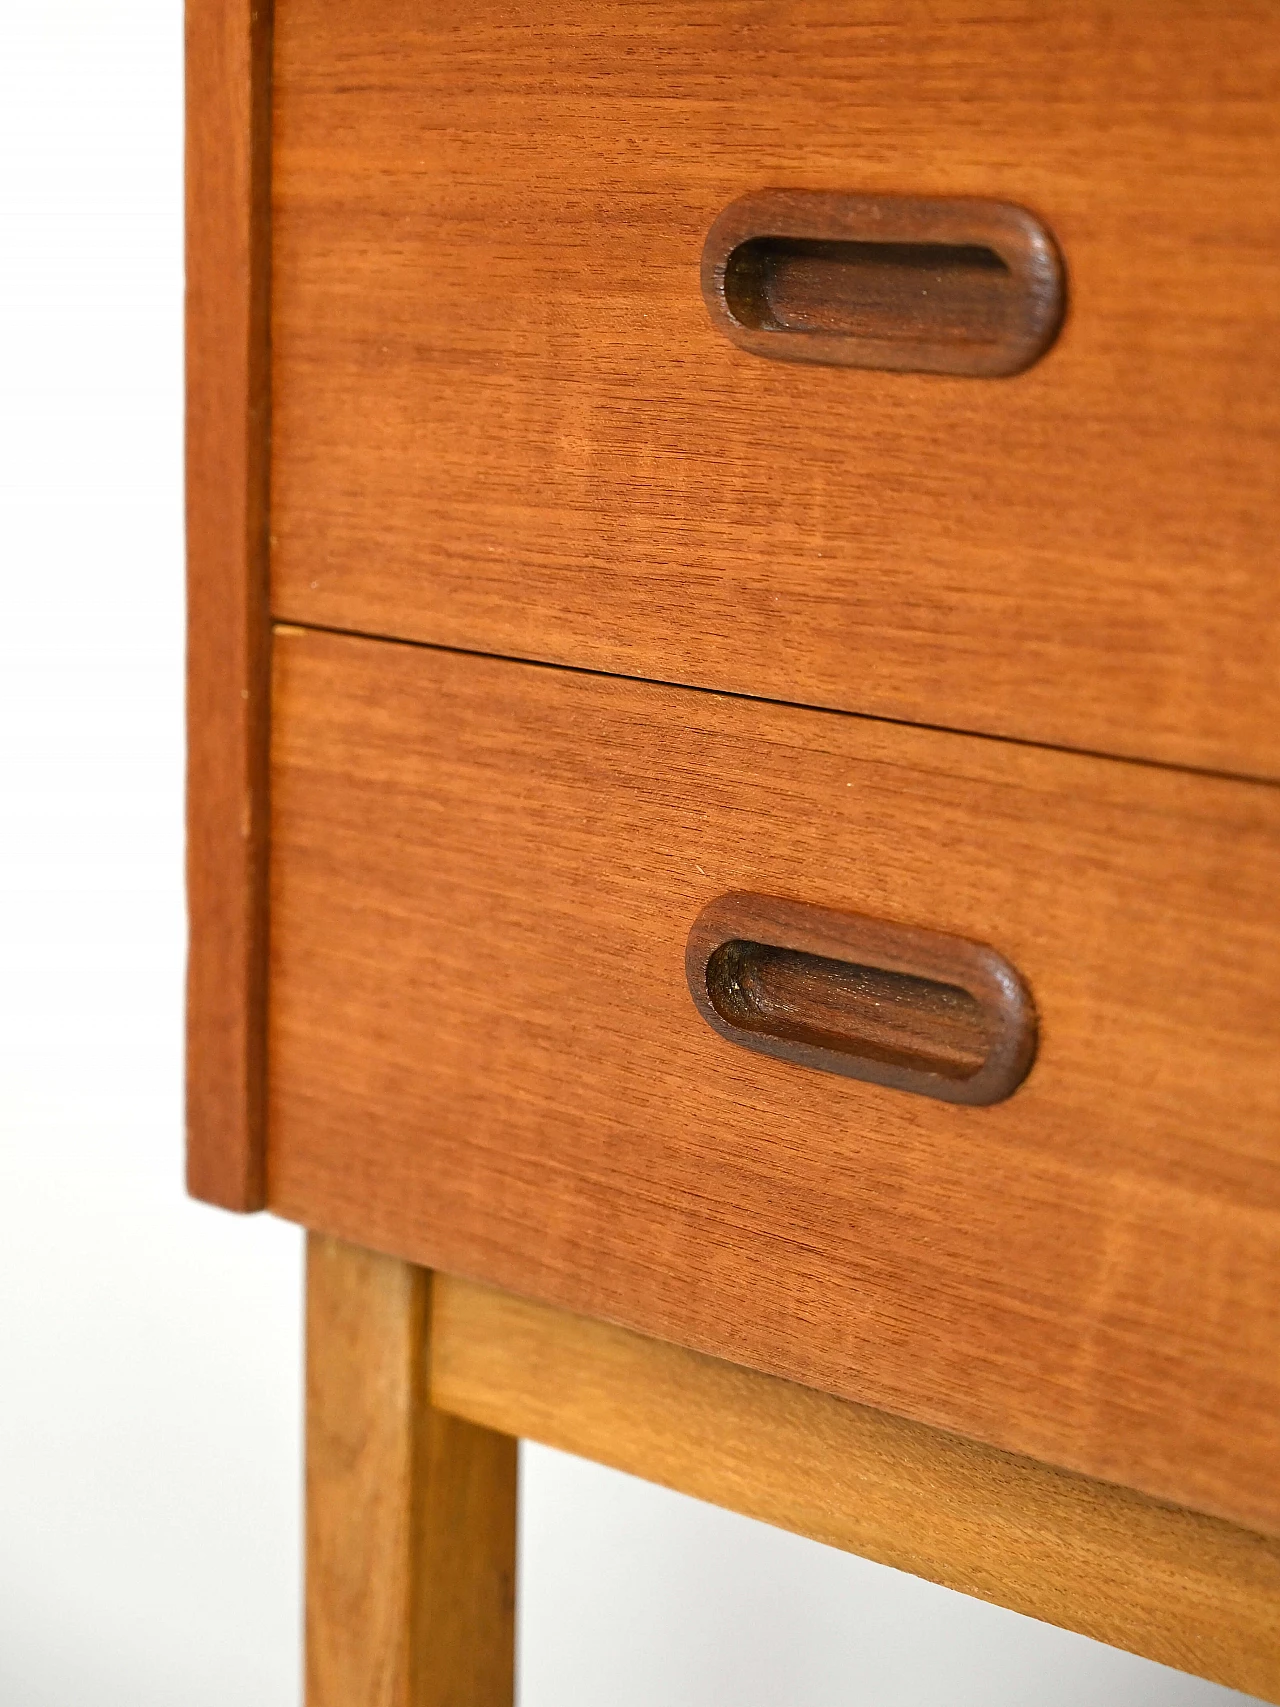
[272,1,1280,779]
[269,627,1280,1538]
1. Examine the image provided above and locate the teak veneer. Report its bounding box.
[187,0,1280,1696]
[272,0,1280,779]
[185,0,272,1209]
[270,625,1280,1542]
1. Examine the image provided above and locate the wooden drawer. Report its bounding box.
[269,625,1280,1537]
[271,0,1280,779]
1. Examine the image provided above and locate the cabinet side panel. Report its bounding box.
[185,0,272,1208]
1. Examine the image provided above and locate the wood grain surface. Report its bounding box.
[269,626,1280,1537]
[185,0,273,1209]
[306,1234,516,1707]
[433,1273,1280,1703]
[271,0,1280,779]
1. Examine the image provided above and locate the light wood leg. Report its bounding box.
[306,1234,517,1707]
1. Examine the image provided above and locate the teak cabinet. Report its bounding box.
[187,2,1280,1700]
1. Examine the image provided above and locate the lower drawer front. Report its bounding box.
[269,626,1280,1535]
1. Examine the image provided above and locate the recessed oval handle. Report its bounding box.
[686,894,1037,1105]
[701,191,1066,377]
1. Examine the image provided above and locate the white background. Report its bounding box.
[0,4,1258,1702]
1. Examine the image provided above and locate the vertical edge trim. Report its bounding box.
[185,0,273,1208]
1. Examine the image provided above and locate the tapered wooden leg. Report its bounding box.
[306,1234,518,1707]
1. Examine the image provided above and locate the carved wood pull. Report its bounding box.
[685,894,1037,1104]
[701,191,1066,377]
